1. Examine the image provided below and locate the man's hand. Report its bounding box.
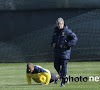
[52,43,56,48]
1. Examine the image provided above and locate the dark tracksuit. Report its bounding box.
[51,25,78,83]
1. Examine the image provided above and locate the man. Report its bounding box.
[51,17,78,87]
[26,63,60,85]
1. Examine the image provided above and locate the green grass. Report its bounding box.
[0,62,100,90]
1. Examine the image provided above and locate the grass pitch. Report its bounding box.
[0,62,100,90]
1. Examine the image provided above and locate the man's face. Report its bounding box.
[28,65,34,72]
[29,65,33,70]
[57,21,64,29]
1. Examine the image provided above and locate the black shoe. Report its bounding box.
[54,79,60,84]
[54,79,58,84]
[60,83,65,87]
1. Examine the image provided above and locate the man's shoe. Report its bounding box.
[54,79,58,84]
[60,76,66,87]
[54,79,60,84]
[60,83,65,87]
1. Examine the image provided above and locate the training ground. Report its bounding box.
[0,62,100,90]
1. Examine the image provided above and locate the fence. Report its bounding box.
[0,1,100,62]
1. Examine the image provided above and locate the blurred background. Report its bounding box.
[0,0,100,62]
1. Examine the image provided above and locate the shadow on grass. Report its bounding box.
[2,84,42,87]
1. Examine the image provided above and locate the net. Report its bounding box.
[0,0,100,10]
[0,1,100,62]
[66,9,100,61]
[8,9,100,62]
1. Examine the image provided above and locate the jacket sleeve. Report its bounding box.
[26,74,31,85]
[51,30,56,47]
[65,29,78,48]
[42,72,51,85]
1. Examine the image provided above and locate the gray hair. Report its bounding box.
[56,17,64,25]
[27,63,33,68]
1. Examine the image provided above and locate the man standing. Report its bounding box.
[51,17,78,87]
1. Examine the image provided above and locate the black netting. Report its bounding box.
[14,9,100,62]
[0,1,100,62]
[0,0,100,10]
[66,9,100,61]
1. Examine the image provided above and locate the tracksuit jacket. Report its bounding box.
[51,25,78,59]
